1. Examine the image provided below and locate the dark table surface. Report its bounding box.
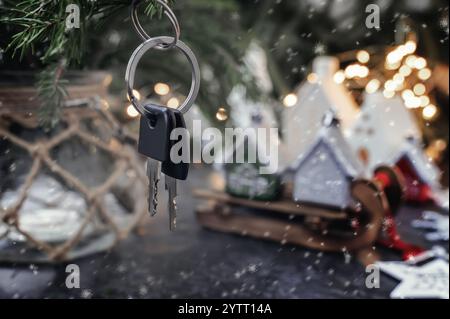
[0,166,448,299]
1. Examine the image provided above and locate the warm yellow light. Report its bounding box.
[307,73,319,83]
[345,65,357,78]
[383,89,395,99]
[283,93,298,107]
[402,90,415,100]
[126,104,140,118]
[393,73,405,85]
[387,50,403,65]
[399,65,412,77]
[167,97,180,109]
[413,83,426,96]
[384,80,397,91]
[405,96,421,109]
[404,41,417,54]
[333,70,346,84]
[365,79,381,94]
[434,139,448,151]
[358,65,369,78]
[357,50,370,64]
[405,55,417,68]
[414,57,427,69]
[422,104,437,120]
[216,108,228,121]
[345,64,369,78]
[386,61,401,70]
[420,96,430,107]
[154,82,170,96]
[418,68,432,81]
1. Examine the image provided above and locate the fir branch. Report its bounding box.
[1,0,174,127]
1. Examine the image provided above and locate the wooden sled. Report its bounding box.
[194,180,387,253]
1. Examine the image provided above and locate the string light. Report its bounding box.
[399,65,412,77]
[333,70,346,84]
[405,55,417,68]
[387,49,403,65]
[405,96,422,109]
[404,41,417,54]
[216,108,228,121]
[418,68,432,80]
[345,64,369,78]
[422,104,437,120]
[167,97,180,108]
[393,74,405,89]
[365,79,381,94]
[154,82,170,96]
[402,90,414,101]
[414,57,427,69]
[386,60,401,70]
[413,83,426,96]
[420,96,430,107]
[356,50,370,64]
[307,73,319,83]
[283,93,298,107]
[384,80,397,91]
[126,104,139,118]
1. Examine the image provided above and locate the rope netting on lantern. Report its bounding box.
[0,72,147,263]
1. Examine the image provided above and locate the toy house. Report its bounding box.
[282,56,359,165]
[224,112,282,201]
[348,92,444,205]
[286,112,365,210]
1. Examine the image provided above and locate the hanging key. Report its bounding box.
[125,33,201,229]
[146,159,161,216]
[138,104,175,161]
[139,104,176,216]
[165,174,178,231]
[162,109,190,230]
[162,109,189,180]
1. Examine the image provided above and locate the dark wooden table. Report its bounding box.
[0,167,447,299]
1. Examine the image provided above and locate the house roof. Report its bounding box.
[389,138,442,189]
[288,112,364,178]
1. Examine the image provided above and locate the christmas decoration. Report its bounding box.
[0,72,147,263]
[412,211,449,242]
[0,0,259,127]
[282,56,359,165]
[286,112,364,209]
[377,255,449,299]
[224,111,281,201]
[348,91,446,206]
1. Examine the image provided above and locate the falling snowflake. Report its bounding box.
[440,15,449,35]
[314,42,327,55]
[81,289,93,299]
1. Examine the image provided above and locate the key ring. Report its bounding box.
[131,0,180,50]
[125,36,200,115]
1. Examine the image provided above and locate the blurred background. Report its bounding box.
[0,0,448,299]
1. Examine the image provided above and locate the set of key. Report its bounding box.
[138,103,189,230]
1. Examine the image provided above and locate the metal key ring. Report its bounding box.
[125,36,200,115]
[131,0,180,50]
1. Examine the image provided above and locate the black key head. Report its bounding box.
[138,104,176,162]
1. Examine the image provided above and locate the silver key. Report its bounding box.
[146,159,161,216]
[165,175,178,231]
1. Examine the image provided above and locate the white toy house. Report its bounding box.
[286,112,365,210]
[282,56,359,165]
[348,92,444,205]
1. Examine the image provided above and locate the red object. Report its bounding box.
[378,212,425,261]
[396,157,434,203]
[373,171,425,261]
